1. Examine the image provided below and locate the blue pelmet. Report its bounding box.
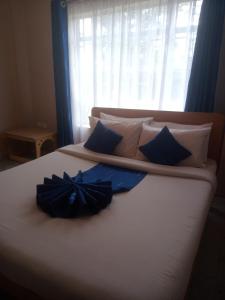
[37,163,147,218]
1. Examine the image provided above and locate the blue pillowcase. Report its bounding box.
[84,121,123,154]
[139,126,191,166]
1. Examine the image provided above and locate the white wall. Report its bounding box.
[9,0,33,127]
[0,0,57,156]
[0,1,19,133]
[24,0,57,130]
[0,0,57,138]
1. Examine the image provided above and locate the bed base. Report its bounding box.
[1,107,225,300]
[0,273,41,300]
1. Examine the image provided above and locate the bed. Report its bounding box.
[0,107,224,300]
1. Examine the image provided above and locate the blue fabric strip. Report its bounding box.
[77,163,147,193]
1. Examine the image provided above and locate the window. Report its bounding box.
[68,0,202,141]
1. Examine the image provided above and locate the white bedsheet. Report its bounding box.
[0,145,217,300]
[59,143,217,188]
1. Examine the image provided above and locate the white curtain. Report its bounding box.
[68,0,202,142]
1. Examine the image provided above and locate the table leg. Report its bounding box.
[35,141,41,158]
[7,140,13,160]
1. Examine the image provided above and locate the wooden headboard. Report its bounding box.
[92,107,225,166]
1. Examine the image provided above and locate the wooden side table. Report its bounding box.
[5,128,57,163]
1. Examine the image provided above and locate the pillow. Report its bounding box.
[139,127,191,166]
[89,116,143,158]
[100,112,153,124]
[150,121,213,130]
[84,121,122,154]
[136,124,211,167]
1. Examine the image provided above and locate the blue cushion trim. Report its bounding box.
[84,121,122,154]
[139,126,191,166]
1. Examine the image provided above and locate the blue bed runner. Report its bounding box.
[37,163,147,218]
[80,163,146,193]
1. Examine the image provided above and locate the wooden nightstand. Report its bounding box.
[5,128,57,163]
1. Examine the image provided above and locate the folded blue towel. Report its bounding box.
[37,163,146,218]
[80,163,146,193]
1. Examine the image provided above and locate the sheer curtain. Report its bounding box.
[68,0,202,142]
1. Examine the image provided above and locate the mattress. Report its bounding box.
[0,144,217,300]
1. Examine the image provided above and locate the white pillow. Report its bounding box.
[136,124,212,167]
[100,112,153,124]
[151,121,213,130]
[89,116,143,158]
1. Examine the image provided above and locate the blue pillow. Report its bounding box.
[139,126,191,166]
[84,121,123,154]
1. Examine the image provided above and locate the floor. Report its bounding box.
[0,159,225,299]
[0,159,20,171]
[187,197,225,300]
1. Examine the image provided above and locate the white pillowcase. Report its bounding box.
[150,121,213,130]
[136,124,212,167]
[100,112,153,124]
[89,116,143,158]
